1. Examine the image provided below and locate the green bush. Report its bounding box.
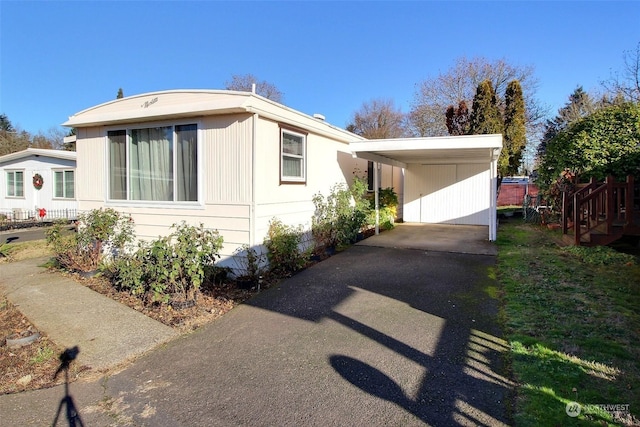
[104,222,223,304]
[365,186,398,230]
[311,184,342,253]
[264,218,308,277]
[46,209,134,272]
[78,208,133,254]
[339,176,370,245]
[367,206,396,231]
[107,253,146,297]
[311,177,371,252]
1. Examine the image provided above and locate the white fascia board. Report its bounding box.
[64,107,246,127]
[0,148,77,164]
[63,100,248,127]
[244,102,364,144]
[359,134,503,152]
[351,151,407,168]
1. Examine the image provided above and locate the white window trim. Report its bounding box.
[6,169,25,199]
[280,128,307,184]
[105,120,204,208]
[52,169,76,200]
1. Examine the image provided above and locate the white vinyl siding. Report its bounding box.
[53,170,75,199]
[6,170,24,197]
[201,114,252,204]
[404,163,490,225]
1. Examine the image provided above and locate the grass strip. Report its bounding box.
[496,222,640,426]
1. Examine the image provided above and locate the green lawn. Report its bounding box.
[496,221,640,426]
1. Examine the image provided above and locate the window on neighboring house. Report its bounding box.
[108,124,198,202]
[6,171,24,197]
[280,127,306,183]
[54,170,75,198]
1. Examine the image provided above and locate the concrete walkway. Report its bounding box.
[0,257,177,372]
[0,239,512,426]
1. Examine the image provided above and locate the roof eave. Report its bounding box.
[63,106,248,128]
[0,148,77,163]
[349,134,503,166]
[63,89,364,144]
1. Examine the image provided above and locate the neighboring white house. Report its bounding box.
[0,148,77,221]
[63,90,401,262]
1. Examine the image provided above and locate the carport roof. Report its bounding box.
[349,134,502,168]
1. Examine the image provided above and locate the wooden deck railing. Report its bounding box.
[562,175,639,246]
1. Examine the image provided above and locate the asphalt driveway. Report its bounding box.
[105,244,511,425]
[1,226,512,426]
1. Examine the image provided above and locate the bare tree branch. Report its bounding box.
[225,74,284,103]
[347,98,407,139]
[602,42,640,103]
[408,56,545,137]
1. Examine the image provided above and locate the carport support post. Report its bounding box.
[374,162,379,235]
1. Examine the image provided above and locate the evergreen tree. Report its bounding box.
[0,113,14,132]
[537,86,597,157]
[468,80,503,136]
[538,102,640,188]
[502,80,526,176]
[408,56,544,137]
[0,114,26,156]
[445,101,470,136]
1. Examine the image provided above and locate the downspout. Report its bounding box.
[375,162,380,235]
[489,150,499,241]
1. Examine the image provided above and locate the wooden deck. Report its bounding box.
[562,175,640,246]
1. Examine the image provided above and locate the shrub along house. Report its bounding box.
[63,90,401,263]
[0,148,77,222]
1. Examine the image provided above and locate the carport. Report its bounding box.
[350,134,502,241]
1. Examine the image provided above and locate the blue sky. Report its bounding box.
[1,1,639,136]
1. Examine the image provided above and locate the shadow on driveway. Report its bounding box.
[90,243,512,426]
[245,245,513,426]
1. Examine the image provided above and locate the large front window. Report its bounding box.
[280,128,306,183]
[6,170,24,197]
[108,124,198,202]
[54,170,75,198]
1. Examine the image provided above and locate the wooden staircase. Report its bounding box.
[562,175,640,246]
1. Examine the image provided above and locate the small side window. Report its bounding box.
[280,128,306,183]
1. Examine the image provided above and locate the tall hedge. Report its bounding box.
[538,102,640,188]
[468,79,504,136]
[503,80,527,176]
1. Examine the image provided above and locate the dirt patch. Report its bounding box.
[80,274,259,333]
[0,296,87,394]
